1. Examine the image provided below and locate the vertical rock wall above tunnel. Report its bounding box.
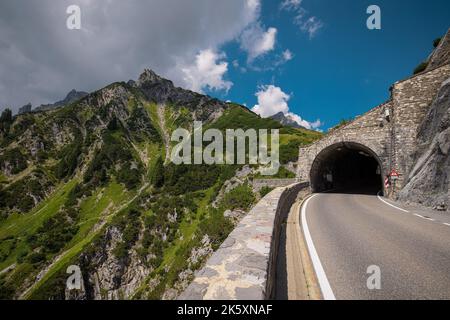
[391,64,450,191]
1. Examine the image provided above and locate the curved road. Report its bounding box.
[302,192,450,300]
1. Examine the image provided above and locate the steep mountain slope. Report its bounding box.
[0,70,321,300]
[399,77,450,210]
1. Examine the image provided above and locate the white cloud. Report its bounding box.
[298,16,324,39]
[0,0,262,111]
[251,85,322,130]
[252,85,289,117]
[180,49,232,93]
[282,49,294,62]
[240,23,277,62]
[280,0,323,39]
[280,0,302,11]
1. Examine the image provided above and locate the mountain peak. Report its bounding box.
[137,69,173,87]
[270,112,305,129]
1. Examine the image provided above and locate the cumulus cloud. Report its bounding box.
[0,0,261,112]
[240,23,277,62]
[280,0,323,39]
[179,49,232,93]
[251,85,322,130]
[252,85,290,117]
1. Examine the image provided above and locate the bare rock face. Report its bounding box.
[74,226,150,300]
[137,69,227,122]
[398,77,450,210]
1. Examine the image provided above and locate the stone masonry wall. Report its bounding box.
[179,183,308,300]
[392,64,450,190]
[297,63,450,197]
[252,179,298,192]
[297,101,392,183]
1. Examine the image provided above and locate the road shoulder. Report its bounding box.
[285,191,322,300]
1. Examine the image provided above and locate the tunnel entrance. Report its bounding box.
[310,142,383,195]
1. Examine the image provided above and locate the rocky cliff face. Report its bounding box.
[399,77,450,211]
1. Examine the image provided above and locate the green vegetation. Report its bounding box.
[0,77,324,300]
[0,148,28,175]
[0,168,54,213]
[255,166,296,179]
[414,61,429,75]
[260,186,274,198]
[329,118,352,132]
[221,184,255,211]
[433,37,442,48]
[150,156,164,188]
[84,130,142,190]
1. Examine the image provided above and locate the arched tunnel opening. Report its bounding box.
[310,142,383,195]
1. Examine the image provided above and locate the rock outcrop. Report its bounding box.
[398,77,450,210]
[18,103,32,115]
[270,112,305,129]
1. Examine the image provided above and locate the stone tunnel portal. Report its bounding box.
[310,142,384,195]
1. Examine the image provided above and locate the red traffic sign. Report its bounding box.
[389,169,400,177]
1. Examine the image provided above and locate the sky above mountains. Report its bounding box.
[1,0,450,129]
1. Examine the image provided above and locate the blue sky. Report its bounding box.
[208,0,450,130]
[1,0,449,131]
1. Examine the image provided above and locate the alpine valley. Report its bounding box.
[0,69,321,300]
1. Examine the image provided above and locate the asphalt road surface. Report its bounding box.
[302,192,450,300]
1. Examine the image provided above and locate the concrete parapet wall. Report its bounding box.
[179,182,308,300]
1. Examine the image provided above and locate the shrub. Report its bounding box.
[413,61,428,75]
[150,156,164,188]
[222,184,255,211]
[260,186,274,198]
[27,252,46,264]
[433,37,442,48]
[0,148,28,175]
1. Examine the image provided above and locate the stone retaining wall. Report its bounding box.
[179,182,308,300]
[252,178,298,192]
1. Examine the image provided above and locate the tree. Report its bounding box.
[0,109,12,123]
[433,37,442,48]
[151,156,164,188]
[0,108,13,133]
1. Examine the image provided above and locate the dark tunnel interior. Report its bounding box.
[310,143,383,195]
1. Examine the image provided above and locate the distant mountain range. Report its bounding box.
[270,111,305,129]
[33,89,88,112]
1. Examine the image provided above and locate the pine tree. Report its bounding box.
[151,156,164,188]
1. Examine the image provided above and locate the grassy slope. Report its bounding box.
[0,179,78,271]
[26,180,136,298]
[1,101,322,299]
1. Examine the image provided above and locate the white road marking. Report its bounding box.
[377,194,409,213]
[443,223,450,227]
[414,214,425,219]
[301,194,336,300]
